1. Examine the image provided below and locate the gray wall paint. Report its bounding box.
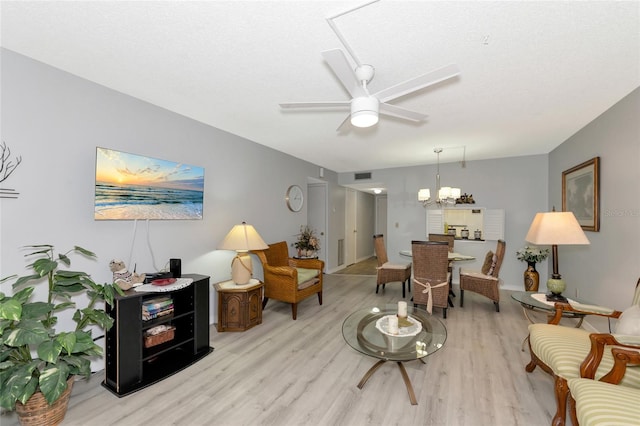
[0,49,341,333]
[340,155,550,292]
[549,87,640,316]
[2,45,637,344]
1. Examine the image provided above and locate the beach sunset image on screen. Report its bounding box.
[95,147,204,220]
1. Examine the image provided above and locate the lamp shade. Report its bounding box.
[525,212,590,245]
[218,222,269,252]
[418,188,431,201]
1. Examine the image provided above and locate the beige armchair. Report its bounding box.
[568,346,640,426]
[526,278,640,425]
[253,241,324,320]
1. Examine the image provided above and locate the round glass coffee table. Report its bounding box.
[342,304,447,405]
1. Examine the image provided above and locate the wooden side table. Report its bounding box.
[214,279,263,332]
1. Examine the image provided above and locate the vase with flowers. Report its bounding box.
[294,225,320,258]
[516,245,550,291]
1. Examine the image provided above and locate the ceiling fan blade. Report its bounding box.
[374,64,460,103]
[279,101,350,109]
[321,49,367,98]
[379,103,428,122]
[336,114,352,132]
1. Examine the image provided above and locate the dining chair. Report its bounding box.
[411,240,450,318]
[459,239,506,312]
[428,233,455,306]
[373,234,412,298]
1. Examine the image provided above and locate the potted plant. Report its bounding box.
[0,244,122,424]
[294,225,320,258]
[516,245,550,292]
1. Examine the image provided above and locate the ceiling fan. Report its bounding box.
[280,50,460,130]
[280,1,460,130]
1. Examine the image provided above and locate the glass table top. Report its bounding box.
[511,291,587,317]
[342,304,447,362]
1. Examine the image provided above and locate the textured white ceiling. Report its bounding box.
[2,1,639,172]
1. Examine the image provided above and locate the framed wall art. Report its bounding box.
[562,156,599,232]
[95,147,204,220]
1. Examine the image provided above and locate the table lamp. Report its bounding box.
[218,222,268,285]
[525,210,590,302]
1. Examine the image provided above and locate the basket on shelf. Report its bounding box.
[143,325,176,348]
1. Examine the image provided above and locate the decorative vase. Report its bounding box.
[524,261,539,292]
[15,376,74,426]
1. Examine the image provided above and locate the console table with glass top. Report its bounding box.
[342,305,447,405]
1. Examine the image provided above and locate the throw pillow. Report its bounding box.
[487,254,498,276]
[616,305,640,336]
[481,251,494,275]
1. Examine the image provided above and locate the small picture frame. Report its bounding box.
[562,157,600,232]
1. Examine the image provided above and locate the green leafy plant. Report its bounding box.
[0,244,123,410]
[516,245,550,264]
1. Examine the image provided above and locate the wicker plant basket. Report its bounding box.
[144,326,175,348]
[15,376,74,426]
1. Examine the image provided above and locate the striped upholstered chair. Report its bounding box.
[526,278,640,425]
[568,346,640,426]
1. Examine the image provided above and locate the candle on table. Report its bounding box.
[398,301,408,318]
[388,316,399,335]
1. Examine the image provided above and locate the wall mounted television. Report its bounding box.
[95,147,204,220]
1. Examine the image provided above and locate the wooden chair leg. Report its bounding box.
[494,301,500,312]
[317,291,323,305]
[443,307,447,319]
[552,376,569,426]
[568,394,578,426]
[291,303,298,320]
[262,297,269,309]
[402,283,406,298]
[376,284,380,294]
[460,289,464,307]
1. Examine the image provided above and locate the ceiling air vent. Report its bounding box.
[354,172,372,180]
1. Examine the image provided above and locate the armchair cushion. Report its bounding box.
[617,305,640,335]
[297,267,320,283]
[528,324,640,388]
[568,378,640,426]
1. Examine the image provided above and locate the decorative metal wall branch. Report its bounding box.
[0,141,22,199]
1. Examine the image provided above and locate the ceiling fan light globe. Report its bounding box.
[351,111,378,127]
[351,96,379,128]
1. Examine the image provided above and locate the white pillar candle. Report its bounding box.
[388,316,399,335]
[398,301,408,318]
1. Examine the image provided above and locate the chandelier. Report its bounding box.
[418,148,461,207]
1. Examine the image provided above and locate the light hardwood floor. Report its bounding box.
[2,274,558,426]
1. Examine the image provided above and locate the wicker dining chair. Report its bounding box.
[428,233,456,306]
[459,239,506,312]
[412,240,450,318]
[373,234,412,298]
